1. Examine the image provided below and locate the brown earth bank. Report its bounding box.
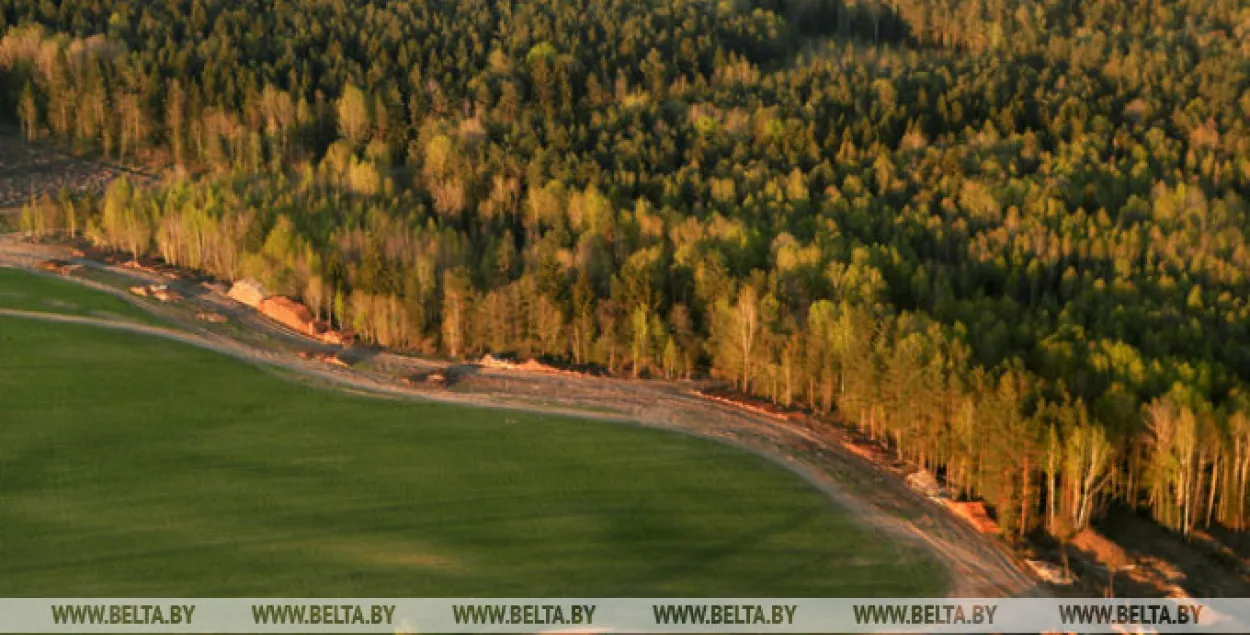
[8,235,1250,599]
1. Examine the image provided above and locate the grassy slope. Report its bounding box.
[0,267,158,324]
[0,279,943,598]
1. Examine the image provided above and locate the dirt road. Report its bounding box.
[0,237,1044,598]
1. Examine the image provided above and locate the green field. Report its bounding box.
[0,276,943,598]
[0,267,157,324]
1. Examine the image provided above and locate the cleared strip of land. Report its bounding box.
[0,240,1044,597]
[0,309,945,597]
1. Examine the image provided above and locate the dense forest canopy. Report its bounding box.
[2,0,1250,541]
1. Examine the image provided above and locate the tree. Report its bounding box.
[166,79,186,166]
[18,82,38,141]
[336,84,372,147]
[441,268,472,358]
[97,177,149,261]
[1062,413,1115,531]
[8,0,1250,540]
[630,304,651,377]
[733,282,761,392]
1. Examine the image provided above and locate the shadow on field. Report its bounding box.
[612,509,823,589]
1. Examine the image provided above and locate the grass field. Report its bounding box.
[0,267,157,324]
[0,276,943,598]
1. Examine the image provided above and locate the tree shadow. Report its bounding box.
[1092,507,1250,597]
[337,345,381,366]
[781,0,914,47]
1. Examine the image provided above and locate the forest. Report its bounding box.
[1,0,1249,543]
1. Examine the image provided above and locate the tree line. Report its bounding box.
[3,0,1250,541]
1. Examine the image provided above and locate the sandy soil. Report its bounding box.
[0,235,1045,599]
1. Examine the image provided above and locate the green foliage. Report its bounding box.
[2,0,1249,536]
[525,41,557,65]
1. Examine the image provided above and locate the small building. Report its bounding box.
[227,279,268,308]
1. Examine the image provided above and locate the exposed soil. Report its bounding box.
[0,133,157,208]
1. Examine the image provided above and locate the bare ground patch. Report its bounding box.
[0,133,157,207]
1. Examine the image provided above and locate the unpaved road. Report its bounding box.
[0,237,1045,598]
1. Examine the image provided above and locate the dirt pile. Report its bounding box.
[195,311,227,323]
[260,296,318,335]
[481,354,534,371]
[479,354,581,376]
[319,328,355,345]
[224,280,352,344]
[906,470,946,498]
[297,350,349,367]
[227,279,267,308]
[402,371,448,387]
[129,284,181,302]
[839,437,893,465]
[70,246,120,264]
[945,501,1001,535]
[693,388,802,421]
[152,287,180,302]
[36,259,81,275]
[120,260,161,275]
